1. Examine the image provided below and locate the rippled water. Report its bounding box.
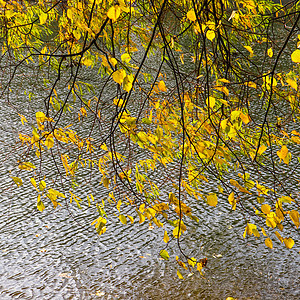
[0,46,300,300]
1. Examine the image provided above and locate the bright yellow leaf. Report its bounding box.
[265,238,273,249]
[112,69,126,84]
[107,5,121,22]
[119,214,127,225]
[187,10,196,22]
[267,47,273,58]
[286,78,297,90]
[39,11,47,25]
[289,210,299,228]
[283,238,294,249]
[228,192,236,210]
[206,96,215,108]
[163,230,169,243]
[291,49,300,63]
[177,269,184,279]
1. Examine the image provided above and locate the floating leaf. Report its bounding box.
[37,195,45,212]
[121,53,131,63]
[228,192,236,210]
[286,78,297,90]
[244,45,253,57]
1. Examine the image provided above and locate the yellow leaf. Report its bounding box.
[30,177,37,188]
[286,78,297,91]
[275,231,284,243]
[258,144,267,155]
[265,238,273,249]
[11,176,23,187]
[206,96,215,108]
[245,81,257,89]
[158,80,167,92]
[277,145,289,162]
[173,226,182,238]
[112,69,126,85]
[289,210,299,228]
[207,193,218,207]
[188,257,196,267]
[291,49,300,63]
[103,177,110,188]
[187,10,196,22]
[113,98,124,107]
[177,269,184,279]
[123,74,134,92]
[121,53,131,63]
[39,180,46,191]
[127,215,134,224]
[36,111,46,123]
[261,227,267,236]
[37,195,45,212]
[261,204,271,214]
[163,230,169,243]
[45,136,54,149]
[206,30,215,41]
[228,192,236,210]
[39,11,47,25]
[107,5,121,22]
[160,249,169,260]
[244,45,253,57]
[119,214,127,225]
[267,47,273,58]
[109,57,117,67]
[283,238,294,249]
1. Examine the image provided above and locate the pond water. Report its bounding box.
[0,13,300,300]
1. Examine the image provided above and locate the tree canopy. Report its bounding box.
[1,0,300,278]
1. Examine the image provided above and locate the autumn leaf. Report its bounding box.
[289,210,299,228]
[265,238,273,249]
[107,6,121,22]
[160,249,169,260]
[158,80,167,92]
[112,69,126,84]
[207,193,218,207]
[291,49,300,63]
[177,269,184,279]
[283,238,294,249]
[187,10,196,22]
[267,48,273,58]
[163,230,169,243]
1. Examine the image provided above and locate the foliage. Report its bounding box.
[1,0,300,278]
